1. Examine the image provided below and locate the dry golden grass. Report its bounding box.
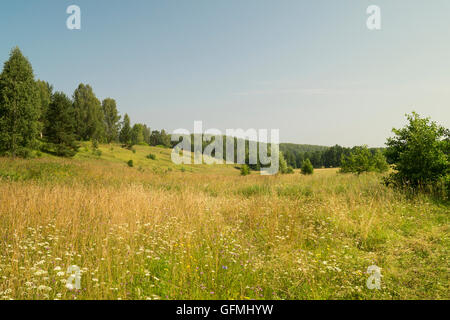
[0,145,448,300]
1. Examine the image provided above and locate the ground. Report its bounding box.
[0,143,448,300]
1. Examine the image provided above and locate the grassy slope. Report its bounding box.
[74,142,240,175]
[0,143,448,300]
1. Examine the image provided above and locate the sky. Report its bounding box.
[0,0,449,147]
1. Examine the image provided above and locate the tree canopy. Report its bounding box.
[73,84,105,141]
[44,92,78,157]
[102,98,121,143]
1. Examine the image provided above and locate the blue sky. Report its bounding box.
[1,0,449,147]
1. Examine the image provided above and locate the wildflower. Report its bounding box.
[37,285,52,292]
[34,269,47,276]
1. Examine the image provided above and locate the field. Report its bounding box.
[0,143,448,300]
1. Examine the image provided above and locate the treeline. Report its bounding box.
[280,144,386,169]
[0,47,171,157]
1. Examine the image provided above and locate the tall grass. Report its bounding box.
[0,146,448,300]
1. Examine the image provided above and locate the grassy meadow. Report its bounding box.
[0,143,448,300]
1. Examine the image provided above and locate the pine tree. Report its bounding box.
[0,47,41,157]
[44,92,78,157]
[301,158,314,175]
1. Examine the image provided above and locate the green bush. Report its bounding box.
[127,160,134,167]
[146,153,156,160]
[301,159,314,175]
[384,112,449,198]
[240,164,250,176]
[286,166,294,174]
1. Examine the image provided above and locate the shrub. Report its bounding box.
[286,166,294,174]
[127,160,134,167]
[384,112,449,198]
[93,149,102,157]
[237,184,271,197]
[146,153,156,160]
[301,159,314,175]
[90,142,102,157]
[240,164,250,176]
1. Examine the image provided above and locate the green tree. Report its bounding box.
[301,158,314,175]
[131,123,145,145]
[340,146,372,174]
[372,149,389,173]
[44,92,78,157]
[119,113,132,147]
[73,84,105,141]
[159,129,171,147]
[36,80,53,138]
[0,47,41,157]
[143,124,151,145]
[340,145,389,174]
[150,129,171,147]
[102,98,121,143]
[279,151,288,174]
[385,112,449,194]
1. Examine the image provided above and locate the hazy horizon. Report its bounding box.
[1,0,449,148]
